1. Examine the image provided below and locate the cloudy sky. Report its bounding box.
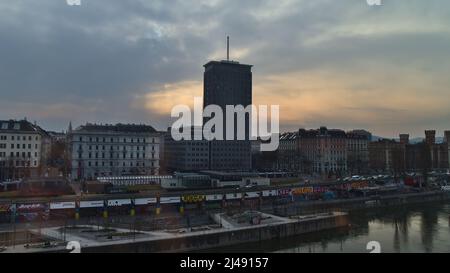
[1,0,449,138]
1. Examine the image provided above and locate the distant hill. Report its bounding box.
[371,135,386,141]
[409,137,424,144]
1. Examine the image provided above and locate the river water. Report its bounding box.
[214,202,450,253]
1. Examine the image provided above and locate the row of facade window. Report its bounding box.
[212,157,249,162]
[185,158,208,162]
[0,135,39,141]
[348,144,367,149]
[189,148,206,151]
[77,145,154,151]
[188,142,208,146]
[0,160,38,167]
[212,164,244,168]
[81,170,157,179]
[210,153,250,157]
[324,151,346,155]
[0,152,38,158]
[80,161,155,167]
[77,136,155,143]
[78,153,155,159]
[303,150,346,155]
[186,153,208,157]
[0,143,39,149]
[184,164,208,168]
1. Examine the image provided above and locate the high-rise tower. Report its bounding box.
[203,37,252,170]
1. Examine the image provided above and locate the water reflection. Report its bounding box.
[420,209,439,252]
[210,202,450,253]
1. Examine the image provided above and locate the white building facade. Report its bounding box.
[68,123,160,181]
[0,120,45,180]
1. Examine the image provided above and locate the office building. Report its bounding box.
[202,39,253,171]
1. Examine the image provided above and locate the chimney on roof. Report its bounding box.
[399,134,409,145]
[444,130,450,143]
[425,130,436,145]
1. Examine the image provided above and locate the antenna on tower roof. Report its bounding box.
[227,36,229,61]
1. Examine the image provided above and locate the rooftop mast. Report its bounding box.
[227,36,229,61]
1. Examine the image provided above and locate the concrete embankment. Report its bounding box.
[75,212,349,253]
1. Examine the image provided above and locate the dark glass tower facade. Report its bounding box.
[203,60,253,171]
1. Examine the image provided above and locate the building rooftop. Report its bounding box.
[47,131,66,136]
[74,123,157,134]
[370,138,399,144]
[298,127,346,138]
[0,119,46,134]
[204,60,253,69]
[347,129,372,140]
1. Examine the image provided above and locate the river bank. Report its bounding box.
[207,200,450,253]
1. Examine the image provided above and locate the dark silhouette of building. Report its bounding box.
[368,139,405,173]
[276,132,301,172]
[399,134,410,145]
[425,130,436,146]
[379,130,450,174]
[405,141,429,172]
[405,130,448,171]
[203,39,253,171]
[164,127,209,172]
[347,130,372,174]
[424,130,448,170]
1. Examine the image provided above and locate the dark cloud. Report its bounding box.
[0,0,449,137]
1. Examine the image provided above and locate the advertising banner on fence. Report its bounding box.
[262,190,278,197]
[108,199,132,207]
[0,204,10,212]
[160,196,181,204]
[135,198,157,205]
[277,188,291,196]
[16,203,48,212]
[245,192,260,198]
[50,202,76,210]
[292,187,313,195]
[313,186,329,193]
[225,193,242,200]
[80,200,104,208]
[292,186,330,195]
[182,195,206,203]
[15,203,49,222]
[206,194,222,201]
